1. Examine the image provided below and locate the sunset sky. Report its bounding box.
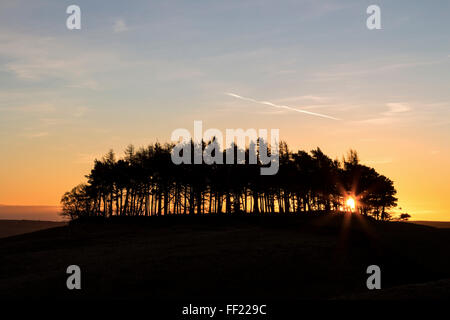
[0,0,449,221]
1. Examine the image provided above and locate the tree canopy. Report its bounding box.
[61,141,398,220]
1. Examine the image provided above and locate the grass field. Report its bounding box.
[0,214,449,300]
[0,220,66,239]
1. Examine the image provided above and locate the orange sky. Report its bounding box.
[1,112,449,221]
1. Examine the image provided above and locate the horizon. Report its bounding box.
[1,0,449,221]
[1,204,450,222]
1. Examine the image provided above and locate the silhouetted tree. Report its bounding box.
[61,142,400,220]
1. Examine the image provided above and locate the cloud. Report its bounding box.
[67,80,100,90]
[39,118,64,126]
[0,31,117,88]
[75,153,103,164]
[365,158,394,165]
[275,95,331,103]
[21,131,49,138]
[357,102,411,125]
[6,58,73,80]
[358,117,396,125]
[226,92,340,120]
[5,103,56,113]
[384,102,411,115]
[313,60,442,81]
[73,106,89,118]
[113,19,129,33]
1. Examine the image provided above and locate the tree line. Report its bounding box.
[61,141,398,220]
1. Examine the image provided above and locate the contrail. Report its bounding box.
[226,92,340,120]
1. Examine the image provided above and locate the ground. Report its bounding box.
[0,214,449,300]
[0,220,66,239]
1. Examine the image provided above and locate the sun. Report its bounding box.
[346,197,356,212]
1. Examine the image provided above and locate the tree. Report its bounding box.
[398,213,411,221]
[61,142,401,220]
[60,184,93,219]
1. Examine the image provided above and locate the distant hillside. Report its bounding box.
[0,220,66,238]
[0,205,61,221]
[409,221,450,228]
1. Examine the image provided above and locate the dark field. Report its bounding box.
[0,214,449,300]
[409,221,450,229]
[0,220,66,239]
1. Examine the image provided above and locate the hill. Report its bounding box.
[0,220,67,238]
[0,214,449,300]
[409,221,450,228]
[0,205,61,221]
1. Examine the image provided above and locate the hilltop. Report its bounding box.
[0,213,449,300]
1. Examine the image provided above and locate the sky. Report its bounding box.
[0,0,449,221]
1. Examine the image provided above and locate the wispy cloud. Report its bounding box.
[0,31,116,88]
[383,102,411,115]
[67,80,100,90]
[21,131,49,138]
[365,158,394,165]
[75,152,103,164]
[6,58,77,80]
[226,93,340,120]
[113,19,129,33]
[313,60,443,81]
[3,103,56,113]
[358,102,411,125]
[275,95,331,103]
[39,118,64,126]
[73,106,89,118]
